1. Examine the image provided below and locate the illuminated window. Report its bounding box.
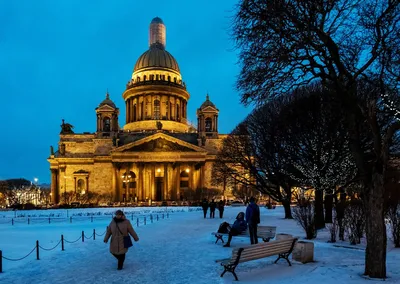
[77,179,85,195]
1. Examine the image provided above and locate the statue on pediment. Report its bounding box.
[60,119,74,134]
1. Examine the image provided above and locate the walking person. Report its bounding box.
[209,199,217,218]
[223,212,247,247]
[104,210,139,270]
[246,196,260,245]
[201,198,209,218]
[217,200,225,218]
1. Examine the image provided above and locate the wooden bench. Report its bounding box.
[211,225,276,244]
[217,237,298,281]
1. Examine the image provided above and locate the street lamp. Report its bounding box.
[121,172,132,205]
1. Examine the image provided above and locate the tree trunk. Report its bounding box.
[314,190,325,229]
[282,199,293,219]
[364,173,387,278]
[324,194,333,223]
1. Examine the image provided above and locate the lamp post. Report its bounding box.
[121,172,132,206]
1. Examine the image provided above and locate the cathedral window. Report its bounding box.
[154,100,161,120]
[103,117,111,132]
[180,171,189,188]
[205,118,212,132]
[77,179,85,195]
[144,75,147,81]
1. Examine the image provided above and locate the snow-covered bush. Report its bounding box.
[292,202,317,239]
[327,211,338,243]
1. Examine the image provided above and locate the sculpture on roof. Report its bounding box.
[60,119,74,134]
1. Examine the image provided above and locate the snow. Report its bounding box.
[0,206,399,284]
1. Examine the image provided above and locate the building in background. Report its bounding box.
[48,17,226,204]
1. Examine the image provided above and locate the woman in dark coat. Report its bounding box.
[104,210,139,270]
[217,200,225,218]
[223,212,247,247]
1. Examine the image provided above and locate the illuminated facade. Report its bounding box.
[48,17,225,204]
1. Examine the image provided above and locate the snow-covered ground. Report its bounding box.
[0,206,399,284]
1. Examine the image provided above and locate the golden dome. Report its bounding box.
[133,44,180,73]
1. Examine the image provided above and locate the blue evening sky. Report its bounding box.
[0,0,251,183]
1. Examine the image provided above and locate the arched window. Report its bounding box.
[137,76,140,82]
[156,74,159,80]
[150,74,154,80]
[154,100,160,120]
[174,77,177,83]
[103,117,111,132]
[143,75,147,81]
[205,118,212,132]
[77,179,85,195]
[168,76,171,82]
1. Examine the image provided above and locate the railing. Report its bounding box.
[0,213,170,273]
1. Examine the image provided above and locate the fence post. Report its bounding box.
[61,235,64,251]
[0,250,2,273]
[91,216,93,223]
[93,229,96,240]
[137,218,139,227]
[70,216,72,223]
[151,214,153,223]
[36,240,40,260]
[12,218,14,226]
[28,218,30,225]
[48,217,51,224]
[144,217,146,225]
[82,231,84,242]
[162,213,164,219]
[157,215,159,221]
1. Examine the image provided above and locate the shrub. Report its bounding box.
[327,211,338,243]
[292,202,317,239]
[343,199,365,245]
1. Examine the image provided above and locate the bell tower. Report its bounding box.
[197,94,219,142]
[95,91,119,137]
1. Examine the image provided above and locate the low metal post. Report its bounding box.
[144,217,146,225]
[0,250,3,273]
[93,229,96,240]
[82,231,84,242]
[48,217,51,224]
[61,235,64,251]
[91,216,93,223]
[36,240,40,260]
[157,215,159,221]
[137,218,139,227]
[12,218,14,226]
[28,218,30,225]
[70,216,72,223]
[162,213,164,219]
[151,214,153,223]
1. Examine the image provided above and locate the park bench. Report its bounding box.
[216,237,298,281]
[211,225,276,244]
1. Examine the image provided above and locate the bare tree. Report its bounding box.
[233,0,400,278]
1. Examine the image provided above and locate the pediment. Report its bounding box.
[96,105,116,112]
[114,133,206,153]
[201,106,219,112]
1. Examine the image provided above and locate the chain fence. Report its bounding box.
[0,212,170,273]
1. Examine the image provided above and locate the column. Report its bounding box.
[74,177,77,194]
[51,169,57,204]
[138,164,143,200]
[189,164,194,190]
[136,99,140,122]
[163,163,168,200]
[86,176,89,194]
[200,164,205,189]
[176,165,181,200]
[125,101,129,123]
[112,164,119,202]
[151,164,155,201]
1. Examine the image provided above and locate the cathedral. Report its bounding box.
[48,17,225,204]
